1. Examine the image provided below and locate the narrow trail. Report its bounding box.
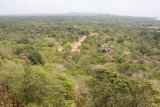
[71,35,87,52]
[45,32,98,52]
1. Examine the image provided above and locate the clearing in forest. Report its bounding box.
[44,37,64,52]
[71,35,87,52]
[55,46,63,52]
[90,32,99,37]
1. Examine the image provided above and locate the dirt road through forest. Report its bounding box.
[71,35,86,52]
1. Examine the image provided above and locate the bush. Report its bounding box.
[17,37,31,44]
[28,51,45,65]
[25,103,38,107]
[89,69,159,107]
[97,56,108,64]
[15,47,25,55]
[117,36,125,44]
[4,67,74,107]
[153,32,160,41]
[113,55,125,63]
[0,57,2,67]
[47,42,55,47]
[138,45,150,55]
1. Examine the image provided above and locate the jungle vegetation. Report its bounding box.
[0,15,160,107]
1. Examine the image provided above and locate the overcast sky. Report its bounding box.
[0,0,160,17]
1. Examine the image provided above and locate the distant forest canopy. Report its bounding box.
[0,15,160,107]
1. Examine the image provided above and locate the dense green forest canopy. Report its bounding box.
[0,15,160,107]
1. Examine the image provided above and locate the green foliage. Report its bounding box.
[4,67,49,105]
[25,103,38,107]
[28,50,45,65]
[78,30,88,35]
[17,36,31,44]
[89,69,159,107]
[3,67,75,107]
[0,56,2,67]
[113,55,124,63]
[118,62,140,75]
[58,74,75,100]
[42,91,68,107]
[14,45,34,55]
[117,36,125,44]
[153,32,160,41]
[63,42,71,49]
[15,46,26,55]
[47,42,55,47]
[140,30,148,36]
[0,16,160,107]
[138,45,149,55]
[96,55,108,64]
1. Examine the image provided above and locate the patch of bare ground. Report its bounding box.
[151,80,160,88]
[132,71,145,79]
[44,37,55,42]
[55,46,63,52]
[44,37,64,52]
[71,35,86,52]
[123,51,131,56]
[149,26,160,32]
[18,52,27,59]
[90,32,99,37]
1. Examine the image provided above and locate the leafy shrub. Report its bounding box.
[153,32,160,41]
[17,37,31,44]
[113,55,125,63]
[78,30,89,35]
[15,47,26,55]
[28,51,45,65]
[25,103,38,107]
[0,57,2,67]
[138,45,150,55]
[47,42,55,47]
[97,56,108,64]
[89,69,158,107]
[117,36,125,44]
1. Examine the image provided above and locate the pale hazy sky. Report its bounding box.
[0,0,160,17]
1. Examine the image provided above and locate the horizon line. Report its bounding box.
[0,12,158,18]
